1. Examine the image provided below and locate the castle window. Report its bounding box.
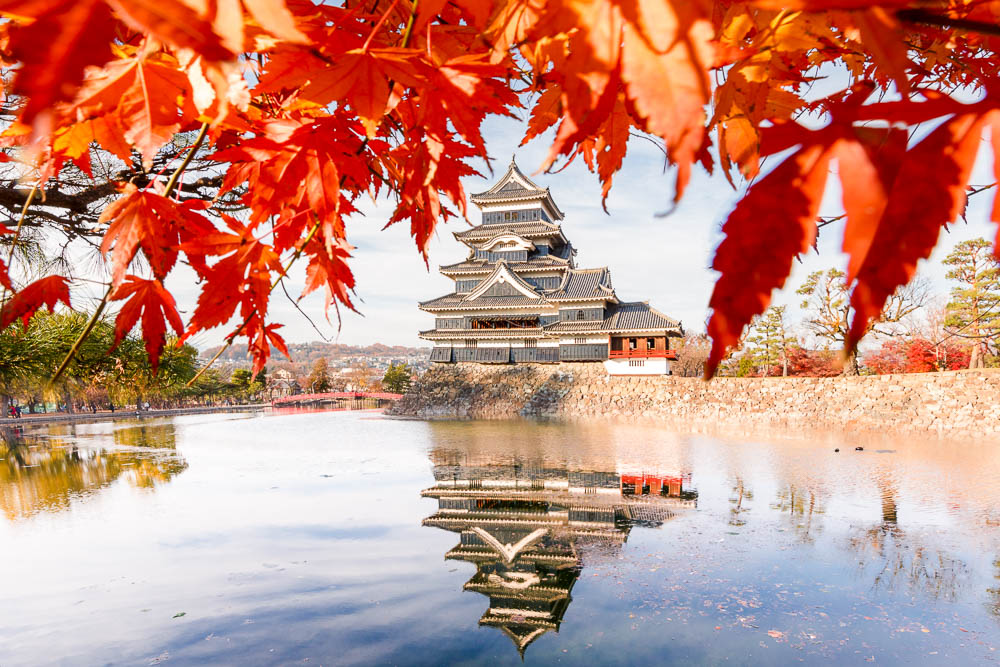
[574,337,586,345]
[465,339,478,348]
[525,339,536,348]
[576,310,585,321]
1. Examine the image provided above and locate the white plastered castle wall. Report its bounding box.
[603,358,672,376]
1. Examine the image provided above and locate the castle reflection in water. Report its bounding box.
[422,450,697,656]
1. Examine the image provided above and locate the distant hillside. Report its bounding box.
[200,342,428,365]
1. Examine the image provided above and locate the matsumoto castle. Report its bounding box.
[419,159,684,375]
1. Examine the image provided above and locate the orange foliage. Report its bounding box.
[0,0,998,374]
[864,338,970,374]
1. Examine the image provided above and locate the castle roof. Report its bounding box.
[418,293,548,311]
[544,267,616,302]
[419,328,547,340]
[439,255,570,276]
[470,159,565,220]
[544,301,682,334]
[465,261,543,300]
[454,220,563,243]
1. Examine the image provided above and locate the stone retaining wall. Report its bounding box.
[388,363,1000,438]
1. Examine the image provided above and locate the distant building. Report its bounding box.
[419,159,683,375]
[267,369,299,398]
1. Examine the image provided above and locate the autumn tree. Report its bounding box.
[864,337,969,374]
[943,238,1000,368]
[672,334,711,378]
[306,358,332,393]
[744,306,794,377]
[382,362,413,394]
[2,1,1000,381]
[797,269,929,375]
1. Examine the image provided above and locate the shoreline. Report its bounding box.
[0,404,268,427]
[390,363,1000,440]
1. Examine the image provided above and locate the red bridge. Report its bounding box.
[272,391,403,407]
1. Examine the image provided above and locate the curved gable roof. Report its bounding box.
[465,261,543,301]
[545,267,616,302]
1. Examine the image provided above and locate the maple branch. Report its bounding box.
[279,274,332,343]
[48,283,113,388]
[401,0,420,49]
[164,123,209,197]
[5,184,37,269]
[48,127,212,386]
[185,219,325,387]
[0,183,38,304]
[897,9,1000,38]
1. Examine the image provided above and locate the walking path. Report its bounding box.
[0,404,267,427]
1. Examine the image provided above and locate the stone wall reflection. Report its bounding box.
[422,447,695,656]
[0,423,187,520]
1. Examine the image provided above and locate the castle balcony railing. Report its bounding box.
[608,349,677,360]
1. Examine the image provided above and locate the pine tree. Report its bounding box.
[744,306,794,377]
[382,363,413,394]
[943,238,1000,368]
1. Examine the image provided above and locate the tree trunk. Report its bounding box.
[842,351,860,376]
[1,394,10,419]
[969,342,985,369]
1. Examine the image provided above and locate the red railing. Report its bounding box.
[608,349,677,360]
[272,391,403,406]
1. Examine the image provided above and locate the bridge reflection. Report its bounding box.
[271,391,402,410]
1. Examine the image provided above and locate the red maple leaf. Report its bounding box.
[301,233,357,317]
[0,274,72,331]
[847,112,986,350]
[242,314,290,377]
[99,183,213,287]
[110,275,184,372]
[3,0,118,125]
[182,215,283,336]
[706,141,833,377]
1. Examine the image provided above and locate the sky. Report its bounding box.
[159,110,998,352]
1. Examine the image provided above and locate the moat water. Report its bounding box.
[2,411,999,665]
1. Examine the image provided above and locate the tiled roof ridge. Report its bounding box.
[610,300,682,327]
[418,293,549,310]
[439,256,570,272]
[470,158,544,198]
[470,189,551,202]
[544,266,616,300]
[477,229,535,248]
[455,220,561,237]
